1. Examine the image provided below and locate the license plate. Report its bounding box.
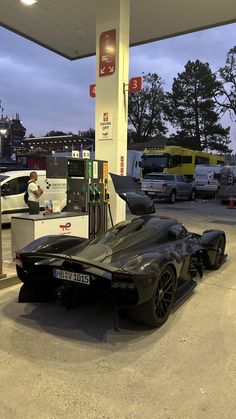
[53,268,90,285]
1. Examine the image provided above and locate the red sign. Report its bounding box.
[129,77,142,93]
[120,155,124,176]
[103,112,109,122]
[89,75,142,98]
[59,222,71,233]
[99,29,116,77]
[89,84,96,97]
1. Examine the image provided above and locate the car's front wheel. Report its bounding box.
[130,265,176,327]
[204,234,226,270]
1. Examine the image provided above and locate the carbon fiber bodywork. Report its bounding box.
[16,175,226,327]
[17,215,226,309]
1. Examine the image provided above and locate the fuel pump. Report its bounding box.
[46,156,109,238]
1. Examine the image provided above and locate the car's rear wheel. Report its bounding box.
[205,234,226,270]
[168,191,176,204]
[130,265,176,327]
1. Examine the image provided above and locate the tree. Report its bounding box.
[44,130,68,137]
[165,60,231,153]
[81,128,95,139]
[217,46,236,120]
[128,73,167,143]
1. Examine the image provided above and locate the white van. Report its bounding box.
[194,165,222,198]
[218,166,236,204]
[1,170,67,224]
[127,150,142,180]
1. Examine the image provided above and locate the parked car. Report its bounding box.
[127,150,142,181]
[16,215,226,328]
[217,166,236,204]
[16,174,226,329]
[1,170,67,224]
[141,173,195,203]
[194,164,221,198]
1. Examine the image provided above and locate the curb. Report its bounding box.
[0,275,20,290]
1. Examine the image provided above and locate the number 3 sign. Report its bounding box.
[89,76,142,97]
[129,77,142,93]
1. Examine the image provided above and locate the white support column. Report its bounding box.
[95,0,130,225]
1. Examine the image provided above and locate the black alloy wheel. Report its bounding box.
[212,235,226,269]
[154,267,175,322]
[130,265,176,327]
[205,234,226,270]
[169,191,176,204]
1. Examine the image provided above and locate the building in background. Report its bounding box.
[14,135,95,170]
[19,134,94,155]
[0,102,26,158]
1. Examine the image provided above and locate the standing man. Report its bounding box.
[27,171,43,215]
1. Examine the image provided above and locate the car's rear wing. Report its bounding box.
[23,252,119,273]
[110,173,155,215]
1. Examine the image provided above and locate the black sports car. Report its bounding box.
[16,213,226,328]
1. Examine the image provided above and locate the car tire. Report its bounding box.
[130,265,176,327]
[168,190,176,204]
[188,189,196,201]
[204,234,226,270]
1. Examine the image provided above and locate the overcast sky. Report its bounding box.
[0,22,235,149]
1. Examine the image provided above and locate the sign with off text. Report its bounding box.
[99,112,113,140]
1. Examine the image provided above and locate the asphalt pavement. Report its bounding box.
[1,198,236,418]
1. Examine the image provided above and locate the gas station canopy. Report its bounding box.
[0,0,235,60]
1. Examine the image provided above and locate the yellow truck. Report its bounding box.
[140,146,225,178]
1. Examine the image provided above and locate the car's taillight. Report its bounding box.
[112,272,135,289]
[15,253,23,268]
[162,183,167,191]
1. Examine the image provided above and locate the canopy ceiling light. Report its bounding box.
[20,0,38,6]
